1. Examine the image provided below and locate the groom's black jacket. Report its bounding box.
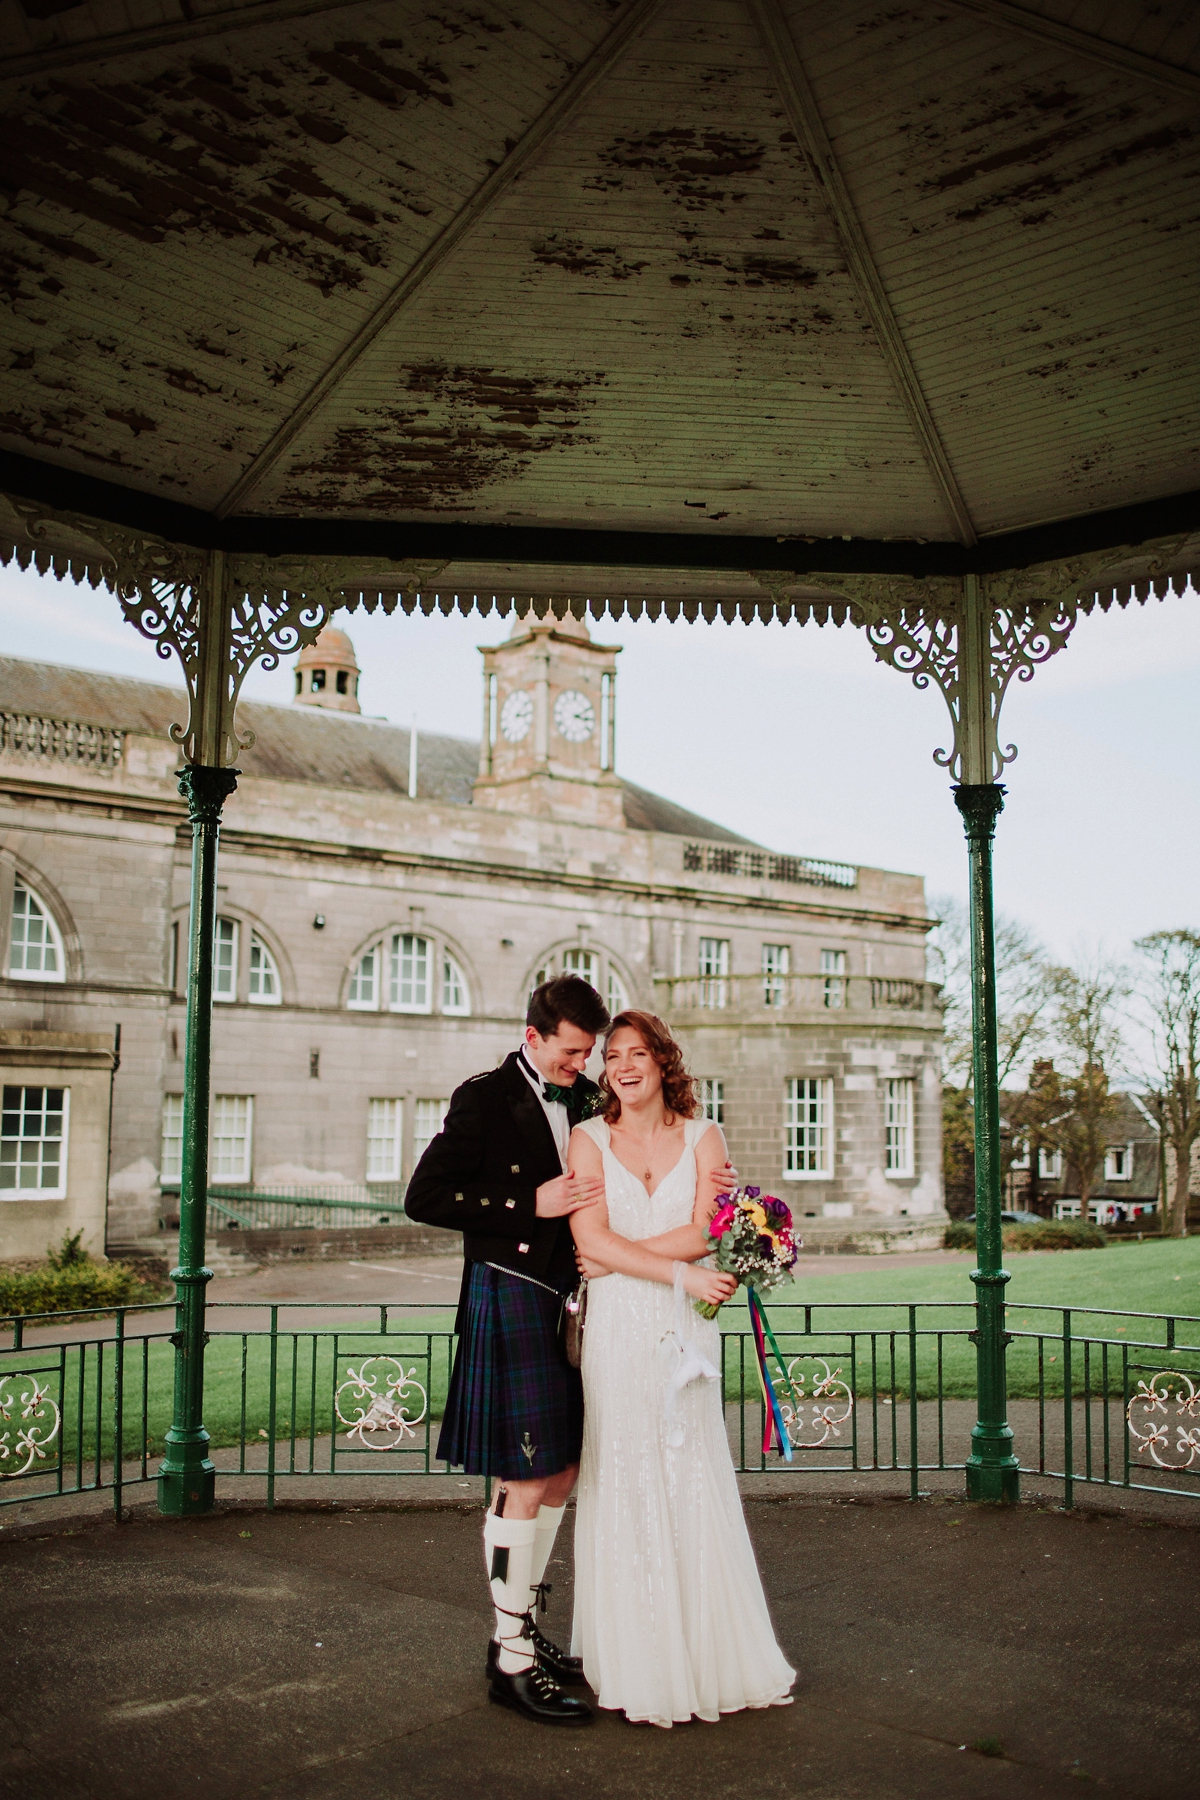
[405,1051,601,1326]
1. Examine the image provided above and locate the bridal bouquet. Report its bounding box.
[695,1186,801,1462]
[693,1186,799,1320]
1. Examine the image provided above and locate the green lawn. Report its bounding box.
[4,1242,1198,1475]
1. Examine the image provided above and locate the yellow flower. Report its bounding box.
[745,1202,769,1233]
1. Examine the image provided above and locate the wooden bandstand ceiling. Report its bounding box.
[1,0,1198,610]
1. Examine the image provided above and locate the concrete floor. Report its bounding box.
[2,1495,1197,1800]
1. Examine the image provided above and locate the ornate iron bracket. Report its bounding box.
[0,495,446,765]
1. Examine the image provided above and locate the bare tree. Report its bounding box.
[1047,959,1127,1225]
[928,895,1052,1089]
[1133,930,1200,1238]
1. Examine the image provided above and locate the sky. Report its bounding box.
[1,557,1196,965]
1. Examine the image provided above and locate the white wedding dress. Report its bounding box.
[571,1115,795,1727]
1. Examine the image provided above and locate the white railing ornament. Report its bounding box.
[335,1357,428,1449]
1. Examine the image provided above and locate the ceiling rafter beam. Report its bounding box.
[3,0,368,82]
[948,0,1200,101]
[748,0,978,549]
[214,0,664,520]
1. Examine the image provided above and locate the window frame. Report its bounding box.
[441,951,471,1017]
[247,931,282,1006]
[413,1098,449,1170]
[698,937,729,1010]
[762,943,789,1008]
[783,1077,832,1179]
[1104,1143,1134,1182]
[347,942,381,1011]
[8,876,67,983]
[697,1078,725,1126]
[1,1084,70,1200]
[1039,1146,1063,1181]
[161,1093,184,1186]
[210,1094,254,1185]
[884,1077,915,1178]
[213,916,239,1003]
[389,931,433,1014]
[366,1098,403,1182]
[821,948,846,1010]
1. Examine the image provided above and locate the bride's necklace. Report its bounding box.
[636,1121,668,1185]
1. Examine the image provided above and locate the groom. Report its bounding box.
[405,975,610,1724]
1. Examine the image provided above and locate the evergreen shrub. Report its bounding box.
[0,1255,166,1318]
[942,1219,1108,1252]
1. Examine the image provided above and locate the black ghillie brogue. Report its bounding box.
[487,1661,594,1725]
[486,1627,587,1687]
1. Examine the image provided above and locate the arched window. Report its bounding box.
[530,945,631,1015]
[390,933,431,1013]
[9,878,66,982]
[607,966,628,1017]
[248,932,281,1005]
[442,952,470,1016]
[348,943,380,1010]
[214,917,238,1002]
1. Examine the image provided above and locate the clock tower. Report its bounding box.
[474,611,623,827]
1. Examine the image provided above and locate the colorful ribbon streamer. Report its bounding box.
[746,1286,793,1463]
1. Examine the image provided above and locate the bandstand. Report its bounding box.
[0,0,1197,1520]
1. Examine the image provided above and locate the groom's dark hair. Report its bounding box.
[527,975,610,1039]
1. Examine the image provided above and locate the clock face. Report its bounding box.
[499,689,533,742]
[554,688,595,743]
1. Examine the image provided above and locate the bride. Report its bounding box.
[567,1010,795,1727]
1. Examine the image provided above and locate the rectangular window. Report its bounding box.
[885,1078,914,1176]
[211,1094,252,1183]
[821,948,846,1009]
[697,1078,725,1125]
[161,1093,184,1185]
[170,920,180,993]
[784,1078,832,1178]
[1,1085,68,1197]
[214,917,238,1002]
[562,947,599,989]
[366,1098,403,1181]
[413,1098,449,1167]
[607,967,628,1017]
[698,937,729,1009]
[390,933,431,1012]
[1039,1147,1063,1180]
[1009,1138,1030,1171]
[1104,1143,1133,1182]
[762,943,789,1007]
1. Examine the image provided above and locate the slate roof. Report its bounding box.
[0,656,755,842]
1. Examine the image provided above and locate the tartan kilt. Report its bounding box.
[438,1263,584,1479]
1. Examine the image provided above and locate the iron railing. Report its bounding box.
[653,974,940,1016]
[2,1300,1196,1518]
[206,1185,408,1233]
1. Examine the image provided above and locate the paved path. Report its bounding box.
[2,1495,1196,1799]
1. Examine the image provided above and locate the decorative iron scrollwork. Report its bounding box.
[772,1357,854,1450]
[335,1357,428,1449]
[1126,1371,1200,1470]
[0,1372,62,1477]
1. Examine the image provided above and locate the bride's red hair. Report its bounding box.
[600,1011,699,1123]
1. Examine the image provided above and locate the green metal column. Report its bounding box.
[955,780,1019,1503]
[157,763,239,1515]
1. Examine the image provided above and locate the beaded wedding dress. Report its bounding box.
[571,1115,795,1727]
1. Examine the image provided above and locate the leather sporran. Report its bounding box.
[560,1280,588,1368]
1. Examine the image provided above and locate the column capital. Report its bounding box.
[953,782,1005,841]
[177,764,239,826]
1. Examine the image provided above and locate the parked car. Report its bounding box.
[963,1210,1043,1226]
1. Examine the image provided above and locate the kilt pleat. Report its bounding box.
[438,1263,583,1479]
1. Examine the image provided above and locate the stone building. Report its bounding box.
[0,614,945,1255]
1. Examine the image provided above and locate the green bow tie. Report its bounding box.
[542,1082,575,1108]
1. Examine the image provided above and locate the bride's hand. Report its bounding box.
[681,1265,737,1307]
[575,1247,611,1280]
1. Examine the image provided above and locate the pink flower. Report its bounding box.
[709,1201,737,1238]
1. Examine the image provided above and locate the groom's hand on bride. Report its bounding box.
[702,1162,738,1204]
[535,1172,604,1218]
[574,1248,612,1280]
